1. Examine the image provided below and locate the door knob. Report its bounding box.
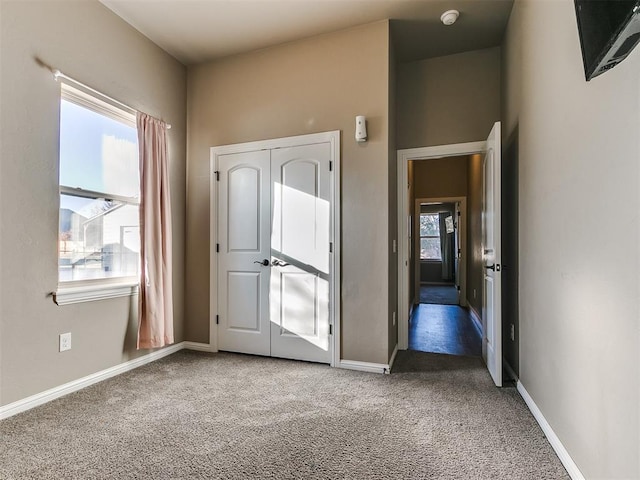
[271,259,290,267]
[254,259,270,266]
[484,264,496,271]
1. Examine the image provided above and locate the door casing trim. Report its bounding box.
[210,130,341,366]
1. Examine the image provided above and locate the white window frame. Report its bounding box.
[54,82,140,305]
[419,212,442,261]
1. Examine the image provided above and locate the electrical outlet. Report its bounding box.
[59,333,71,352]
[392,311,396,326]
[510,324,515,341]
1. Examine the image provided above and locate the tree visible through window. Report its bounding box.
[420,213,441,260]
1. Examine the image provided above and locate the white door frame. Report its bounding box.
[414,196,467,307]
[210,130,341,366]
[397,141,486,350]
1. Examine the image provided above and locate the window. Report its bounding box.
[420,213,441,260]
[58,84,139,284]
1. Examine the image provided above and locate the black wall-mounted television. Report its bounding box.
[574,0,640,80]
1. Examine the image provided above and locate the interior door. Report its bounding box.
[270,143,332,363]
[217,150,271,356]
[482,121,502,387]
[216,139,333,364]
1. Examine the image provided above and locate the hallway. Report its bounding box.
[409,304,481,356]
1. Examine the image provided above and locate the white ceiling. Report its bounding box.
[100,0,513,66]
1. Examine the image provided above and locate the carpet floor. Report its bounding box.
[420,285,459,305]
[0,350,569,479]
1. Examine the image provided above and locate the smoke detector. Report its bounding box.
[440,10,460,26]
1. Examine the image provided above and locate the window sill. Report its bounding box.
[53,282,139,306]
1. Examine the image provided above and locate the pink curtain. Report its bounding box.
[136,112,174,349]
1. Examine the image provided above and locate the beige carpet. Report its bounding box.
[0,350,569,479]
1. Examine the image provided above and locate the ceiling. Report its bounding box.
[100,0,514,66]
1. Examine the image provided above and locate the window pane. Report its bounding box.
[420,213,440,236]
[59,194,139,281]
[420,237,441,260]
[60,100,138,197]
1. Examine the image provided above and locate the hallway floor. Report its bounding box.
[409,303,482,356]
[419,284,459,305]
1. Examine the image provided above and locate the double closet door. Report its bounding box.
[214,136,336,364]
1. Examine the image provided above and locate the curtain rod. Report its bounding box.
[51,68,172,130]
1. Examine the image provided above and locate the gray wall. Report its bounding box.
[466,154,484,317]
[0,1,187,406]
[503,0,639,477]
[186,21,393,364]
[397,47,501,149]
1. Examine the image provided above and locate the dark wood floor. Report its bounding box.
[409,304,482,356]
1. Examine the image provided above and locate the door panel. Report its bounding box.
[217,150,271,356]
[226,272,261,331]
[280,272,319,337]
[482,122,502,386]
[270,143,332,363]
[227,167,261,252]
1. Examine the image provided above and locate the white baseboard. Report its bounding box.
[338,359,391,375]
[0,342,184,420]
[468,305,482,334]
[1,339,395,421]
[388,344,399,372]
[183,341,216,352]
[517,381,585,480]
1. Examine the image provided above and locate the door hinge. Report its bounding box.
[216,243,220,253]
[457,211,461,217]
[329,242,333,253]
[329,161,333,171]
[216,315,219,325]
[329,324,333,335]
[214,171,220,181]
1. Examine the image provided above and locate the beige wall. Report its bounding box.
[0,1,187,406]
[397,47,501,149]
[466,154,483,315]
[387,32,398,359]
[412,156,469,199]
[503,0,639,477]
[186,21,392,364]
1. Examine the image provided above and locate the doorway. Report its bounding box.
[410,194,479,356]
[414,197,467,308]
[397,123,503,385]
[210,131,341,366]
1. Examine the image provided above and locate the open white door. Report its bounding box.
[482,122,502,386]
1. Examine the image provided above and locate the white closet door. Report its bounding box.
[270,143,332,363]
[217,150,271,356]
